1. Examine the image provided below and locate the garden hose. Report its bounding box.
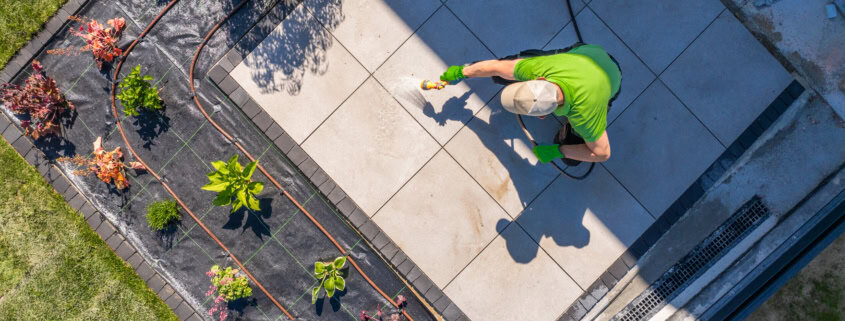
[108,0,421,320]
[108,1,296,319]
[188,2,417,321]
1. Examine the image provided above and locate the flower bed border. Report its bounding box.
[0,1,200,319]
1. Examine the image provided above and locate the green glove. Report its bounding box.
[533,145,563,163]
[440,65,466,84]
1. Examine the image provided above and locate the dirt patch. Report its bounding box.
[789,51,827,89]
[747,233,845,321]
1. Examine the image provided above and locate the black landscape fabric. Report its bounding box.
[3,0,437,319]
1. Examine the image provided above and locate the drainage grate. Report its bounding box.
[613,197,770,321]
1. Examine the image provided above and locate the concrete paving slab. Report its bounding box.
[230,4,369,143]
[373,150,509,288]
[445,94,562,216]
[304,0,441,72]
[445,0,585,57]
[661,10,793,145]
[444,223,581,321]
[603,81,723,215]
[544,7,656,124]
[374,7,499,144]
[589,0,724,73]
[303,77,439,216]
[515,166,653,288]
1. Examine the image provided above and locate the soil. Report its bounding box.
[747,233,844,321]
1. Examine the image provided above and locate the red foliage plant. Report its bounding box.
[58,137,145,190]
[0,60,74,139]
[48,16,125,68]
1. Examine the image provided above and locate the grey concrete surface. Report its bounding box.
[589,0,725,73]
[725,0,845,119]
[661,10,792,146]
[603,81,724,215]
[373,150,510,288]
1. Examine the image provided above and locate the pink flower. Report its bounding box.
[376,304,383,317]
[396,294,406,307]
[359,311,370,321]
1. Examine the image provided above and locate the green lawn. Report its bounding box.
[0,135,178,319]
[0,0,66,70]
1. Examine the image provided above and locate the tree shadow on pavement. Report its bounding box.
[242,0,343,95]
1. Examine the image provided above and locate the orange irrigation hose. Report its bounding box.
[188,1,415,320]
[108,0,294,319]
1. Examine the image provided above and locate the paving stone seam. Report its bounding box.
[206,9,465,317]
[0,0,203,316]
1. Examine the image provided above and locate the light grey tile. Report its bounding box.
[303,78,439,216]
[661,10,792,145]
[444,224,580,321]
[516,166,652,288]
[589,0,724,73]
[446,0,585,57]
[230,4,369,143]
[603,81,723,215]
[545,8,656,124]
[305,0,441,72]
[373,150,509,287]
[374,7,498,144]
[445,94,561,216]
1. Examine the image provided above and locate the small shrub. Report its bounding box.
[202,155,263,213]
[206,265,252,321]
[58,137,145,190]
[1,60,74,139]
[312,256,347,304]
[145,200,180,230]
[49,17,125,68]
[117,65,163,116]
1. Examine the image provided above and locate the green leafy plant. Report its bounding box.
[206,265,252,321]
[145,200,180,230]
[312,256,347,304]
[202,155,263,213]
[117,65,163,116]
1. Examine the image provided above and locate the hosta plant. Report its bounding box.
[146,200,180,230]
[206,265,253,321]
[50,17,125,68]
[202,155,263,213]
[58,137,145,190]
[117,65,163,116]
[1,60,74,139]
[312,256,347,304]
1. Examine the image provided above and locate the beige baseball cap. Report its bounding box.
[500,80,560,116]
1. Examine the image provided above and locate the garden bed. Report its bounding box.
[0,0,436,320]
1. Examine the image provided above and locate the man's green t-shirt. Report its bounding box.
[512,44,620,142]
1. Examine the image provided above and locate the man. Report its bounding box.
[439,44,621,164]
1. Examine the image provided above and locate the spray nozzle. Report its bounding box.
[420,80,448,90]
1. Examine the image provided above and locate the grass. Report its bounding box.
[0,0,66,70]
[0,137,178,320]
[748,234,844,321]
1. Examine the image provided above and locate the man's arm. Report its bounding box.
[441,59,521,82]
[559,130,611,162]
[463,59,521,79]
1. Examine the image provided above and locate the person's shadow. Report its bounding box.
[421,88,591,263]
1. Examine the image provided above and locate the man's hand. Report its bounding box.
[440,65,466,84]
[533,144,563,163]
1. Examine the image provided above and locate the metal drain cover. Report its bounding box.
[613,197,770,321]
